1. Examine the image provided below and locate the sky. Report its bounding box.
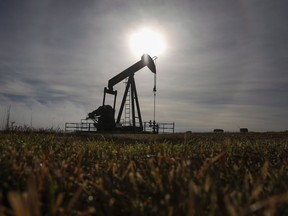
[0,0,288,132]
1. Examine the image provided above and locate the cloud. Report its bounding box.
[0,98,88,130]
[1,0,288,132]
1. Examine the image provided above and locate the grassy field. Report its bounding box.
[1,131,288,215]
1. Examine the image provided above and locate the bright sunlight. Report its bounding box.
[129,27,166,57]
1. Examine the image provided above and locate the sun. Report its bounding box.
[129,27,166,57]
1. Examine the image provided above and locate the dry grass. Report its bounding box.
[1,131,288,215]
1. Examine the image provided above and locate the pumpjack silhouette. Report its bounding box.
[87,54,157,133]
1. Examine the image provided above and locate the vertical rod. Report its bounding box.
[131,78,136,127]
[151,56,157,133]
[153,73,157,133]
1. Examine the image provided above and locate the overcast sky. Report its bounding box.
[1,0,288,132]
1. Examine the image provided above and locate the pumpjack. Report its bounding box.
[87,54,157,133]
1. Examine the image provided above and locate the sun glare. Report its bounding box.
[129,27,166,57]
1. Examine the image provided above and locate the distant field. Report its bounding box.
[1,131,288,215]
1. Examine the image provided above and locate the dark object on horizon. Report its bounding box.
[87,54,157,133]
[214,129,224,133]
[240,128,248,133]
